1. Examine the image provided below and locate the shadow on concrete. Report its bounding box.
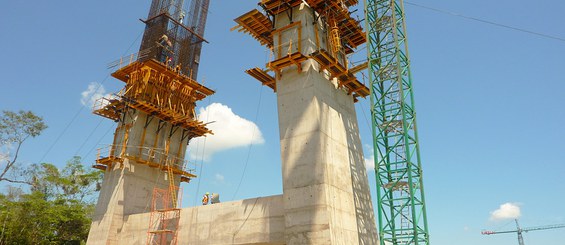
[341,108,378,245]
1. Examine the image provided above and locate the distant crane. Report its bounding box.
[481,219,565,245]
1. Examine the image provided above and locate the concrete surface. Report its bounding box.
[116,195,285,245]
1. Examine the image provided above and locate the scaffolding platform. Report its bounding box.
[94,97,212,137]
[93,58,214,137]
[304,0,366,52]
[112,59,214,101]
[246,67,276,91]
[92,164,107,171]
[96,156,123,166]
[233,9,274,48]
[268,51,308,73]
[259,0,303,15]
[127,155,197,180]
[305,0,358,9]
[93,144,197,182]
[310,49,369,99]
[339,16,366,51]
[349,61,368,74]
[93,98,126,121]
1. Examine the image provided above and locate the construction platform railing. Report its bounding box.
[95,144,197,175]
[107,49,152,71]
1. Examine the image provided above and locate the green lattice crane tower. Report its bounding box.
[365,0,430,244]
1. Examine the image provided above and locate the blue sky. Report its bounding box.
[1,0,564,244]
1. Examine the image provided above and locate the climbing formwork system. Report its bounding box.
[365,0,430,244]
[91,0,212,244]
[233,0,369,101]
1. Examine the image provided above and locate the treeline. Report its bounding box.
[0,111,102,244]
[0,158,102,244]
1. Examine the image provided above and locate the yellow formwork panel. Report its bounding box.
[233,9,274,48]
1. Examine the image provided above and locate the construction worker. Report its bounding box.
[158,34,173,64]
[201,192,209,205]
[179,11,186,24]
[158,34,172,48]
[210,193,220,204]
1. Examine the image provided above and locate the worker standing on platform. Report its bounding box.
[202,192,209,205]
[158,34,173,64]
[210,193,220,204]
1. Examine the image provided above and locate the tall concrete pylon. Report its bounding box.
[237,1,379,244]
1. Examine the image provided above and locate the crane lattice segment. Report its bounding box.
[482,219,565,245]
[365,0,430,244]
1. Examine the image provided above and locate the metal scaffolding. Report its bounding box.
[365,0,430,244]
[147,187,183,245]
[234,0,369,101]
[139,0,210,79]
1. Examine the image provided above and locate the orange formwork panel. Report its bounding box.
[305,0,359,9]
[233,9,274,48]
[310,49,347,77]
[339,16,366,50]
[112,59,214,99]
[94,58,215,138]
[310,49,369,99]
[246,67,276,92]
[260,0,303,15]
[301,1,365,53]
[268,51,308,73]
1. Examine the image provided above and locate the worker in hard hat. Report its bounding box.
[157,34,173,64]
[202,192,209,205]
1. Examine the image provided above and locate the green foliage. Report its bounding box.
[0,110,47,184]
[0,110,47,145]
[31,157,102,202]
[0,157,102,244]
[0,192,94,244]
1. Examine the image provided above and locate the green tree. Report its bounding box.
[0,110,47,184]
[0,157,102,244]
[31,156,102,202]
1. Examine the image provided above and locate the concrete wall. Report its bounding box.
[116,195,286,245]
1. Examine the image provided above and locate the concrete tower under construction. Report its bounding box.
[87,0,212,244]
[86,0,379,244]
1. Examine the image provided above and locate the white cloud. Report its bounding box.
[364,144,376,170]
[80,82,112,108]
[490,203,521,221]
[188,103,264,161]
[364,155,375,170]
[215,173,225,183]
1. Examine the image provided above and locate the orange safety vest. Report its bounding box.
[202,195,209,205]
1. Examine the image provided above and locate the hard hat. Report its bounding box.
[205,192,209,195]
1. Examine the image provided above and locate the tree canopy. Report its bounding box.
[0,157,102,244]
[0,110,47,184]
[0,110,102,244]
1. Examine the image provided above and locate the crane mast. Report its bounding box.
[516,220,525,245]
[365,0,430,244]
